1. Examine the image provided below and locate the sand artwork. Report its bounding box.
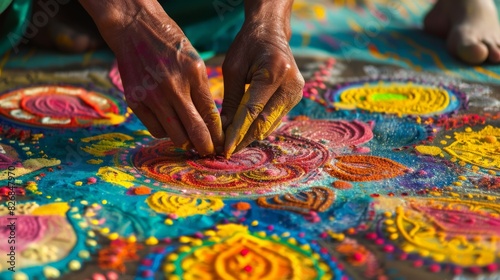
[0,53,498,280]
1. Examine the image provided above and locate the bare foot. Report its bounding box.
[30,1,103,53]
[424,0,500,64]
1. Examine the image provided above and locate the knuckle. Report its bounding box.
[189,60,206,73]
[256,58,291,84]
[295,73,306,88]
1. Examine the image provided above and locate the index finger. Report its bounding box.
[190,66,225,154]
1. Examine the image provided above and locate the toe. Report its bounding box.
[456,43,489,64]
[484,41,500,63]
[447,26,488,64]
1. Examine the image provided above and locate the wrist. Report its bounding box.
[244,0,292,39]
[79,0,171,43]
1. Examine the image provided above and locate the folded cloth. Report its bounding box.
[0,0,31,55]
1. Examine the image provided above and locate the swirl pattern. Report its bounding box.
[332,83,459,116]
[0,85,127,128]
[21,94,104,119]
[163,224,335,280]
[132,135,329,197]
[278,119,373,147]
[146,191,224,217]
[325,155,408,181]
[379,198,500,268]
[0,216,46,252]
[256,186,335,214]
[443,125,500,171]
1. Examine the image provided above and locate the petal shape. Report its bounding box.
[325,155,407,181]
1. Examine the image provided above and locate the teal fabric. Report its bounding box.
[0,0,244,56]
[0,0,14,13]
[0,0,31,55]
[161,0,244,53]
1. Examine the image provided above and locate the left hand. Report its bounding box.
[220,18,304,157]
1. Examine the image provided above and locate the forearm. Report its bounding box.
[79,0,178,51]
[244,0,293,39]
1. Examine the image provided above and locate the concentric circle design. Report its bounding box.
[278,119,373,147]
[0,216,45,251]
[163,224,338,280]
[329,82,461,116]
[0,85,128,128]
[130,135,329,197]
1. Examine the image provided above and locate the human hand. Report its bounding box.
[221,14,304,158]
[80,0,223,156]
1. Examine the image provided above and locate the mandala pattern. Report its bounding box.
[331,83,460,116]
[163,224,338,280]
[130,135,329,197]
[379,197,500,269]
[0,85,128,128]
[3,54,500,280]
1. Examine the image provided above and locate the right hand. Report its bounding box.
[81,0,224,156]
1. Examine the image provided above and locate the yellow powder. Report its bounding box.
[97,166,135,188]
[31,202,69,216]
[87,159,103,164]
[444,125,500,171]
[415,145,442,156]
[336,84,451,115]
[146,191,224,218]
[81,133,134,157]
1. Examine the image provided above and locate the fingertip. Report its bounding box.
[223,124,243,157]
[191,133,216,157]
